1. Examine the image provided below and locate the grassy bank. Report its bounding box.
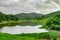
[0,31,59,40]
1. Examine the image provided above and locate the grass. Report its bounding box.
[49,30,60,40]
[0,31,58,40]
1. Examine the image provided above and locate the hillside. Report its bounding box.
[41,11,60,31]
[45,11,60,17]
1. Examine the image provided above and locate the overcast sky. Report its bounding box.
[0,0,60,14]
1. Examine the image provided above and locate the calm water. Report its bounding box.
[0,25,48,34]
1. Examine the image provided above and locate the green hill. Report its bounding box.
[46,11,60,17]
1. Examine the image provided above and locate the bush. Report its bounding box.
[45,15,60,30]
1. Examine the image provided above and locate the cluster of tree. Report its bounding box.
[0,12,18,22]
[46,15,60,30]
[45,11,60,30]
[0,12,45,22]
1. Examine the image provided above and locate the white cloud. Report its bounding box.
[0,0,60,14]
[12,0,19,2]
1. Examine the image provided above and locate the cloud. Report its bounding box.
[0,0,36,14]
[0,0,60,14]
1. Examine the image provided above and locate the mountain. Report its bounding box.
[16,12,44,20]
[16,12,43,17]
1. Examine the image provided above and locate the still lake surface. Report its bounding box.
[0,25,48,34]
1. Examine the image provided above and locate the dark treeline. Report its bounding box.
[0,12,46,27]
[0,12,18,22]
[0,11,60,22]
[0,12,45,22]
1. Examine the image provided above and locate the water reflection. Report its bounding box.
[0,25,48,34]
[0,22,40,28]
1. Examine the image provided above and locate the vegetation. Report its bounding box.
[0,12,47,27]
[0,31,59,40]
[0,12,45,22]
[0,11,60,40]
[0,12,19,22]
[45,15,60,30]
[0,11,60,28]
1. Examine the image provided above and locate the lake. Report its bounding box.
[0,25,48,34]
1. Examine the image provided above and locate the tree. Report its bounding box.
[46,15,60,30]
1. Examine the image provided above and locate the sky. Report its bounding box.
[0,0,60,14]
